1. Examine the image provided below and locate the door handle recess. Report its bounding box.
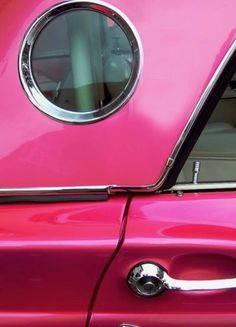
[128,263,236,297]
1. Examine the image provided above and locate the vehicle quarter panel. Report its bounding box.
[0,196,128,326]
[1,0,236,187]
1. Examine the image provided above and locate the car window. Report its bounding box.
[31,11,133,112]
[177,72,236,184]
[19,2,142,124]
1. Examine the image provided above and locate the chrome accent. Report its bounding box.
[128,263,236,296]
[2,180,236,197]
[171,182,236,191]
[176,190,184,197]
[192,161,201,184]
[19,0,143,124]
[0,185,111,197]
[128,263,165,296]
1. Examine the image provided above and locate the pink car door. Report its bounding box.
[89,33,236,327]
[90,192,236,327]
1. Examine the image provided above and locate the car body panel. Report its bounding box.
[0,196,128,326]
[0,313,82,327]
[0,0,235,188]
[1,0,236,326]
[90,192,236,326]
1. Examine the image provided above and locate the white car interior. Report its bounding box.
[177,74,236,184]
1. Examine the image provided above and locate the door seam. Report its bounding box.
[85,194,133,327]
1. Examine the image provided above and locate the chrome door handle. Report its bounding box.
[128,263,236,297]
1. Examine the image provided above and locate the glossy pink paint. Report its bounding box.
[1,0,236,326]
[0,196,128,326]
[91,192,236,326]
[0,0,235,187]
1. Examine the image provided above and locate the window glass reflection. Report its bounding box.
[32,10,133,112]
[177,73,236,184]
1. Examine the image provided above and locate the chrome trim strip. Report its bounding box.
[171,182,236,191]
[1,181,236,197]
[19,0,143,124]
[163,267,236,292]
[0,186,111,197]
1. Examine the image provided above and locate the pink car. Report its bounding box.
[0,0,236,326]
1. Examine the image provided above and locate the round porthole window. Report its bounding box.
[19,0,143,123]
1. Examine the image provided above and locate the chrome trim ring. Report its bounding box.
[19,0,143,124]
